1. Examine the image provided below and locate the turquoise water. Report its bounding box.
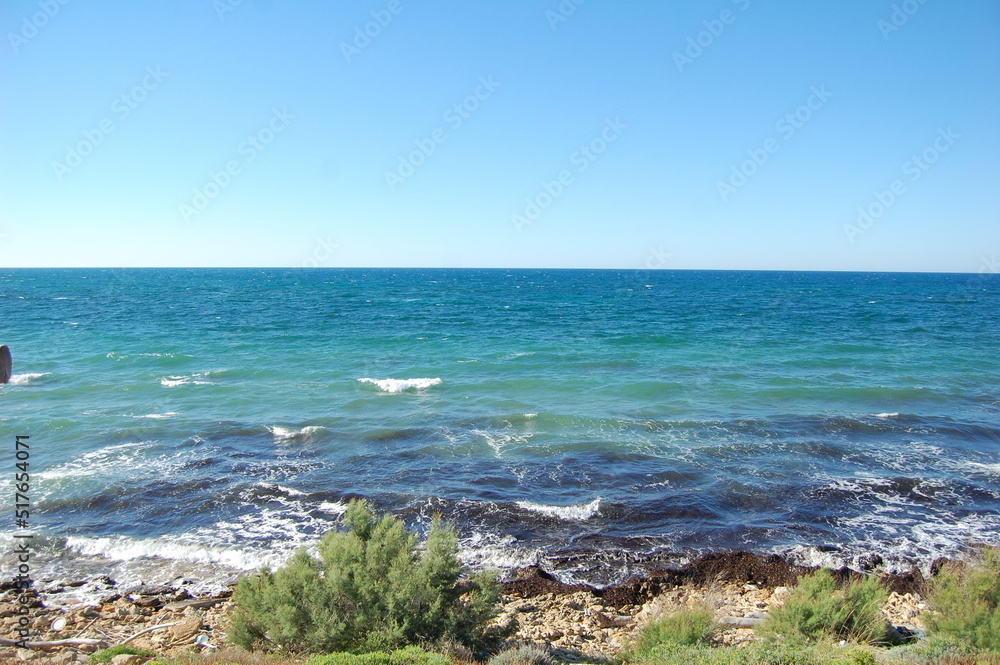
[2,269,999,594]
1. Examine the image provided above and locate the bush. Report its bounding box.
[629,641,876,665]
[927,546,1000,653]
[230,499,513,654]
[760,569,890,645]
[91,645,158,663]
[306,645,451,665]
[631,604,717,656]
[488,644,555,665]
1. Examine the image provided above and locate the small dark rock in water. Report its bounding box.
[0,345,11,384]
[857,553,884,571]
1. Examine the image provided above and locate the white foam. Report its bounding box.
[256,482,307,498]
[966,462,1000,478]
[268,425,327,443]
[781,510,1000,577]
[457,532,540,570]
[134,412,180,420]
[7,373,51,385]
[472,428,532,458]
[516,498,602,521]
[500,352,535,360]
[35,442,154,482]
[64,535,281,572]
[874,412,900,419]
[318,501,349,515]
[358,377,442,393]
[160,374,215,387]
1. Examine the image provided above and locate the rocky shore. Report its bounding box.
[0,552,931,664]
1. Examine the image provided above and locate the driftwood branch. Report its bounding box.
[120,621,181,645]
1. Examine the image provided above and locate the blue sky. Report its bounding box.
[1,0,997,270]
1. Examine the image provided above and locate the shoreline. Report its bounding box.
[0,550,933,662]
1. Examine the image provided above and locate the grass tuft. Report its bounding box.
[91,644,159,663]
[305,645,451,665]
[625,604,718,663]
[488,644,555,665]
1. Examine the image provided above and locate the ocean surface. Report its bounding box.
[2,269,999,602]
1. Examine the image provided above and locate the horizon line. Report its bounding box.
[1,266,997,275]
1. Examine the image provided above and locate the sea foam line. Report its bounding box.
[358,377,442,393]
[6,373,51,385]
[64,535,283,572]
[516,498,602,521]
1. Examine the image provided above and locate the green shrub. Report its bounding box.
[306,645,451,665]
[760,569,890,645]
[631,604,717,656]
[91,644,158,663]
[847,650,875,665]
[230,499,513,654]
[630,641,876,665]
[488,644,555,665]
[926,546,1000,653]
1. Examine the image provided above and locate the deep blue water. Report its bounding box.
[1,269,998,595]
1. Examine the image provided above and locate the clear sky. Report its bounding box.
[1,0,997,270]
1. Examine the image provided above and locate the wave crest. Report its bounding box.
[160,374,215,387]
[268,425,327,443]
[516,498,602,521]
[6,373,51,385]
[358,377,442,393]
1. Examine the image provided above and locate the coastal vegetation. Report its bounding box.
[756,569,892,645]
[228,499,512,655]
[91,547,1000,665]
[925,546,1000,652]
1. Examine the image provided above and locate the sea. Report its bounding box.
[1,268,998,604]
